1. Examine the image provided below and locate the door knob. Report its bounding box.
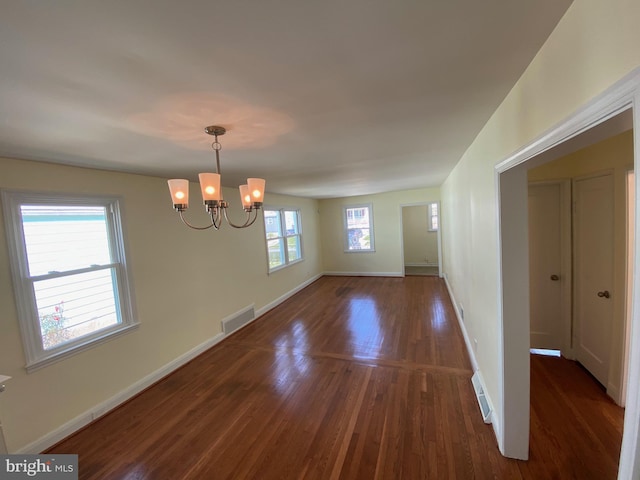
[597,290,610,298]
[550,274,560,281]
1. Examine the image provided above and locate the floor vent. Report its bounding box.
[471,371,492,424]
[222,306,255,336]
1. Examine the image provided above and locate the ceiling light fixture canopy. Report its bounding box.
[167,126,265,230]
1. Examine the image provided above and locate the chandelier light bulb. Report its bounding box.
[167,179,189,211]
[239,184,252,209]
[247,178,266,204]
[198,173,222,201]
[168,126,265,230]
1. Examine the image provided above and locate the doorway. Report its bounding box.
[497,72,639,472]
[401,203,442,277]
[527,131,634,403]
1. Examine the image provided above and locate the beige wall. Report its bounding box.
[0,157,322,452]
[402,205,438,266]
[441,0,640,458]
[320,188,440,275]
[529,130,634,400]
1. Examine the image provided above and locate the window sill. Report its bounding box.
[343,249,376,253]
[25,322,140,373]
[268,258,304,275]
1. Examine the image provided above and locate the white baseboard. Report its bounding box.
[255,273,323,317]
[17,331,226,454]
[323,271,403,277]
[404,263,439,267]
[17,273,325,454]
[443,274,478,372]
[607,382,623,406]
[443,273,500,440]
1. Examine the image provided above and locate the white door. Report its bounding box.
[574,173,614,386]
[529,183,564,349]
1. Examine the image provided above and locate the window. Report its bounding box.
[2,191,138,371]
[428,202,439,232]
[344,204,375,252]
[264,208,303,272]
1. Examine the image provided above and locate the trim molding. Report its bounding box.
[17,273,324,454]
[404,262,439,267]
[443,273,500,440]
[17,331,225,454]
[495,67,640,469]
[442,273,477,372]
[323,271,403,277]
[255,274,322,317]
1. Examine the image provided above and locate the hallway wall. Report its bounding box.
[440,0,640,460]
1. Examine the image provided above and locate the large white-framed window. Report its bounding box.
[428,202,439,232]
[264,208,303,272]
[1,191,138,372]
[343,203,375,252]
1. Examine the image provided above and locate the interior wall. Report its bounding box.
[440,0,640,458]
[402,205,438,266]
[319,188,440,275]
[0,156,323,452]
[528,129,634,401]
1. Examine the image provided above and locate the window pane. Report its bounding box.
[264,210,282,239]
[284,210,299,235]
[21,205,111,276]
[267,238,285,268]
[287,236,301,262]
[34,269,120,350]
[346,207,370,230]
[348,228,371,250]
[431,216,439,230]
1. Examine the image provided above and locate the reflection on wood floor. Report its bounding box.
[47,276,624,479]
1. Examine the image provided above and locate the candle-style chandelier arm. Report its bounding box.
[178,210,219,230]
[167,125,266,232]
[222,207,260,229]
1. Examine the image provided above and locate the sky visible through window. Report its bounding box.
[21,205,119,350]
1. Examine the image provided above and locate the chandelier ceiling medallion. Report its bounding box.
[167,126,265,230]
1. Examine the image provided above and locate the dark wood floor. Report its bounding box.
[47,276,624,479]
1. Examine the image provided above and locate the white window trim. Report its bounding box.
[428,202,439,232]
[263,207,304,273]
[1,190,139,372]
[343,203,375,253]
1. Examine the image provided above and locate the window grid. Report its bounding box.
[343,204,375,252]
[428,202,439,232]
[1,191,138,371]
[264,208,303,272]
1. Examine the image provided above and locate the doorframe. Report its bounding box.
[528,179,572,356]
[622,169,636,407]
[495,65,640,478]
[399,201,443,278]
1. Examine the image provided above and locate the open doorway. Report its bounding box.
[495,68,640,475]
[528,130,634,402]
[401,203,442,277]
[525,130,633,476]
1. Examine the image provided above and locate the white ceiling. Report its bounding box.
[0,1,572,199]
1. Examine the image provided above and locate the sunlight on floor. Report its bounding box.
[530,348,561,357]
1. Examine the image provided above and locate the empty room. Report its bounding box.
[1,1,640,479]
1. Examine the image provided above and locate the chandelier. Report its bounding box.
[167,126,265,230]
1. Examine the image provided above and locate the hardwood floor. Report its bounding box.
[46,276,624,479]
